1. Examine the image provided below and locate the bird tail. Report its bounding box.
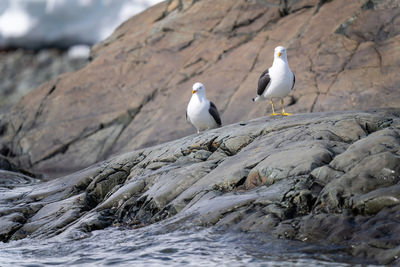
[252,96,261,102]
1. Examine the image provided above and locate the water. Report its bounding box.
[0,223,360,267]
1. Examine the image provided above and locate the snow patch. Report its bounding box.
[68,45,91,59]
[0,0,163,49]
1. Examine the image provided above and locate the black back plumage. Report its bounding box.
[291,73,295,90]
[209,101,222,126]
[257,69,271,96]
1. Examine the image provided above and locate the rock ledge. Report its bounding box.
[1,109,400,265]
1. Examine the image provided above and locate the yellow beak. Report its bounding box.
[278,52,281,57]
[192,90,197,94]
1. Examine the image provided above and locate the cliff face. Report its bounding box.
[1,110,400,264]
[0,0,399,176]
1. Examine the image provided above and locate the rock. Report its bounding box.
[351,183,400,215]
[0,49,87,113]
[0,170,38,187]
[316,127,400,212]
[1,109,400,264]
[0,155,15,172]
[0,154,37,180]
[0,213,26,242]
[0,0,399,176]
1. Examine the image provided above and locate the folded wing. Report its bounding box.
[209,101,222,126]
[257,69,271,96]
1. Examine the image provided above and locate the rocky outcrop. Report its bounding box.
[0,0,399,176]
[1,110,399,264]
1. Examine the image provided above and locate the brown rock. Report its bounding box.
[0,0,399,177]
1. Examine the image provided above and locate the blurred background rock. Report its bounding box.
[0,48,87,112]
[0,0,162,112]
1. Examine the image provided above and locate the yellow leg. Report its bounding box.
[280,98,292,116]
[270,100,279,116]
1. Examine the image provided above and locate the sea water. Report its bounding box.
[0,223,362,267]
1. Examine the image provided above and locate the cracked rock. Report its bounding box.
[1,109,400,264]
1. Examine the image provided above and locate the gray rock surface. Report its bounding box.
[1,109,399,264]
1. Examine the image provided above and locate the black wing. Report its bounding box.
[291,72,295,90]
[209,101,222,126]
[257,69,271,96]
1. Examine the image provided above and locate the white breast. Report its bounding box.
[264,63,293,98]
[187,96,217,131]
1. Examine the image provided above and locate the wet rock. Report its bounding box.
[0,156,14,172]
[11,194,85,240]
[0,213,26,242]
[316,128,400,212]
[1,109,399,264]
[0,155,21,173]
[351,183,400,215]
[1,0,399,176]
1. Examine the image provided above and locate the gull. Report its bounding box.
[253,46,295,116]
[186,82,221,133]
